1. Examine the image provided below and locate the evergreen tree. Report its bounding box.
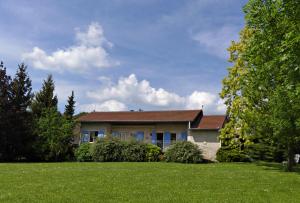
[10,63,34,159]
[0,62,12,161]
[31,75,58,117]
[64,91,75,120]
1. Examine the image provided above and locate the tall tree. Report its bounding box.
[31,75,58,117]
[64,91,75,120]
[10,63,34,159]
[243,0,300,171]
[0,62,12,161]
[220,28,253,149]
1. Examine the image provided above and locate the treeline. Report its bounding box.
[219,0,300,171]
[0,62,76,161]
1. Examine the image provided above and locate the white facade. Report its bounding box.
[188,130,221,161]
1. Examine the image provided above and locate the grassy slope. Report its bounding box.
[0,162,299,203]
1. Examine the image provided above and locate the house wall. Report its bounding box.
[80,122,188,144]
[188,130,221,161]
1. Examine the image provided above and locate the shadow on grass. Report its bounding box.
[256,161,300,174]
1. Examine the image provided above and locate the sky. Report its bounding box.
[0,0,248,114]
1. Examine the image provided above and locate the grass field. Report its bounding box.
[0,162,299,203]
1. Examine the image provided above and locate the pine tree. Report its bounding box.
[0,62,12,161]
[64,91,75,120]
[31,75,58,117]
[10,63,34,159]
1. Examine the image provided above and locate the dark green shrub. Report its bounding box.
[164,141,203,163]
[122,141,146,162]
[75,143,92,162]
[216,147,251,162]
[92,139,124,162]
[145,144,162,162]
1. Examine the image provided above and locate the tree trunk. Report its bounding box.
[287,144,295,172]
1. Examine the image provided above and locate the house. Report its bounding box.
[77,109,226,160]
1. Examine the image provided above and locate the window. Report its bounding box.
[89,131,98,142]
[171,133,176,144]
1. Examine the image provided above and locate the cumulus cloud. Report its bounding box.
[192,25,239,59]
[79,100,128,112]
[85,74,226,114]
[22,22,118,73]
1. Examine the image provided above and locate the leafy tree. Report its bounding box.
[0,62,12,161]
[36,107,74,161]
[243,0,300,171]
[220,28,253,150]
[221,0,300,170]
[64,91,75,120]
[31,75,58,117]
[10,63,34,159]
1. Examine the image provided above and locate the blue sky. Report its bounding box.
[0,0,247,114]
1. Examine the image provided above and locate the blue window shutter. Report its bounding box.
[136,131,144,141]
[81,131,90,143]
[180,131,187,141]
[164,131,171,148]
[151,130,157,144]
[98,129,105,138]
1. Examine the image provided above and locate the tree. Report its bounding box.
[10,63,34,159]
[220,28,253,150]
[36,107,74,161]
[64,91,75,120]
[31,75,58,117]
[0,62,12,161]
[243,0,299,171]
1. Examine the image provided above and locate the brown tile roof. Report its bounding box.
[78,110,202,122]
[196,115,227,130]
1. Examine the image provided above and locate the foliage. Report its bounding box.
[219,28,253,149]
[35,107,74,161]
[244,143,285,162]
[164,141,203,163]
[31,75,58,117]
[242,0,300,171]
[145,144,162,162]
[221,0,300,171]
[64,91,75,120]
[0,62,12,161]
[122,141,146,162]
[75,143,92,162]
[216,147,251,162]
[92,139,124,162]
[0,63,34,161]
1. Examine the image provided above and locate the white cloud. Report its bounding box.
[192,25,239,59]
[22,22,118,73]
[79,100,127,112]
[85,74,226,114]
[87,74,185,107]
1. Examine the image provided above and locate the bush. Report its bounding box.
[244,143,285,162]
[164,141,203,163]
[122,141,147,162]
[92,139,124,162]
[216,147,251,162]
[75,143,92,162]
[145,144,162,162]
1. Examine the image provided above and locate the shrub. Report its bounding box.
[216,147,251,162]
[75,143,92,162]
[164,141,203,163]
[122,141,146,162]
[244,143,285,162]
[145,144,162,162]
[92,139,124,162]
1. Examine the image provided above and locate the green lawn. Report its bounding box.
[0,162,299,203]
